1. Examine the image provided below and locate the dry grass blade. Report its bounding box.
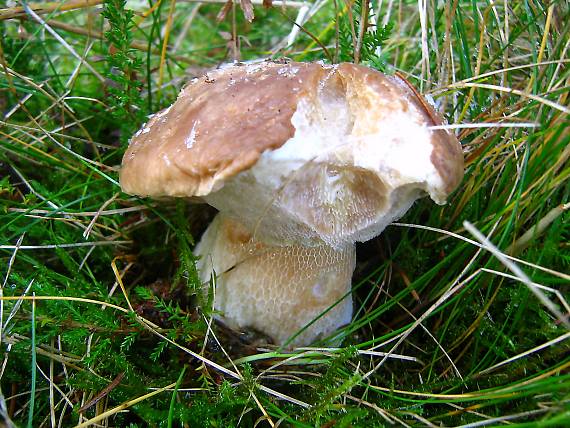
[158,0,177,92]
[456,408,554,428]
[463,221,570,330]
[449,82,570,115]
[1,234,25,345]
[428,122,538,130]
[506,203,569,255]
[391,222,570,281]
[477,332,570,376]
[481,268,570,315]
[74,382,177,428]
[0,296,130,314]
[20,1,104,82]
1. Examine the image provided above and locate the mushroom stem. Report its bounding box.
[195,213,356,346]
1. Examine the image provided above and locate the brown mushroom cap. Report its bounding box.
[120,61,326,197]
[120,61,464,246]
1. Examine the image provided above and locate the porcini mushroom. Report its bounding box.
[120,61,463,346]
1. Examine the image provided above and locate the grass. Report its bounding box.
[0,0,569,426]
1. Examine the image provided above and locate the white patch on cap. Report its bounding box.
[424,94,439,110]
[245,62,270,74]
[161,152,171,166]
[185,121,199,149]
[277,66,300,77]
[155,105,172,118]
[133,126,145,138]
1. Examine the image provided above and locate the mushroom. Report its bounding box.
[120,61,463,346]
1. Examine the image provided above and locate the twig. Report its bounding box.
[0,241,131,250]
[0,0,103,21]
[78,372,125,413]
[354,0,369,63]
[42,19,194,64]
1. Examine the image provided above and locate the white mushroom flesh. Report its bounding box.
[204,71,444,247]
